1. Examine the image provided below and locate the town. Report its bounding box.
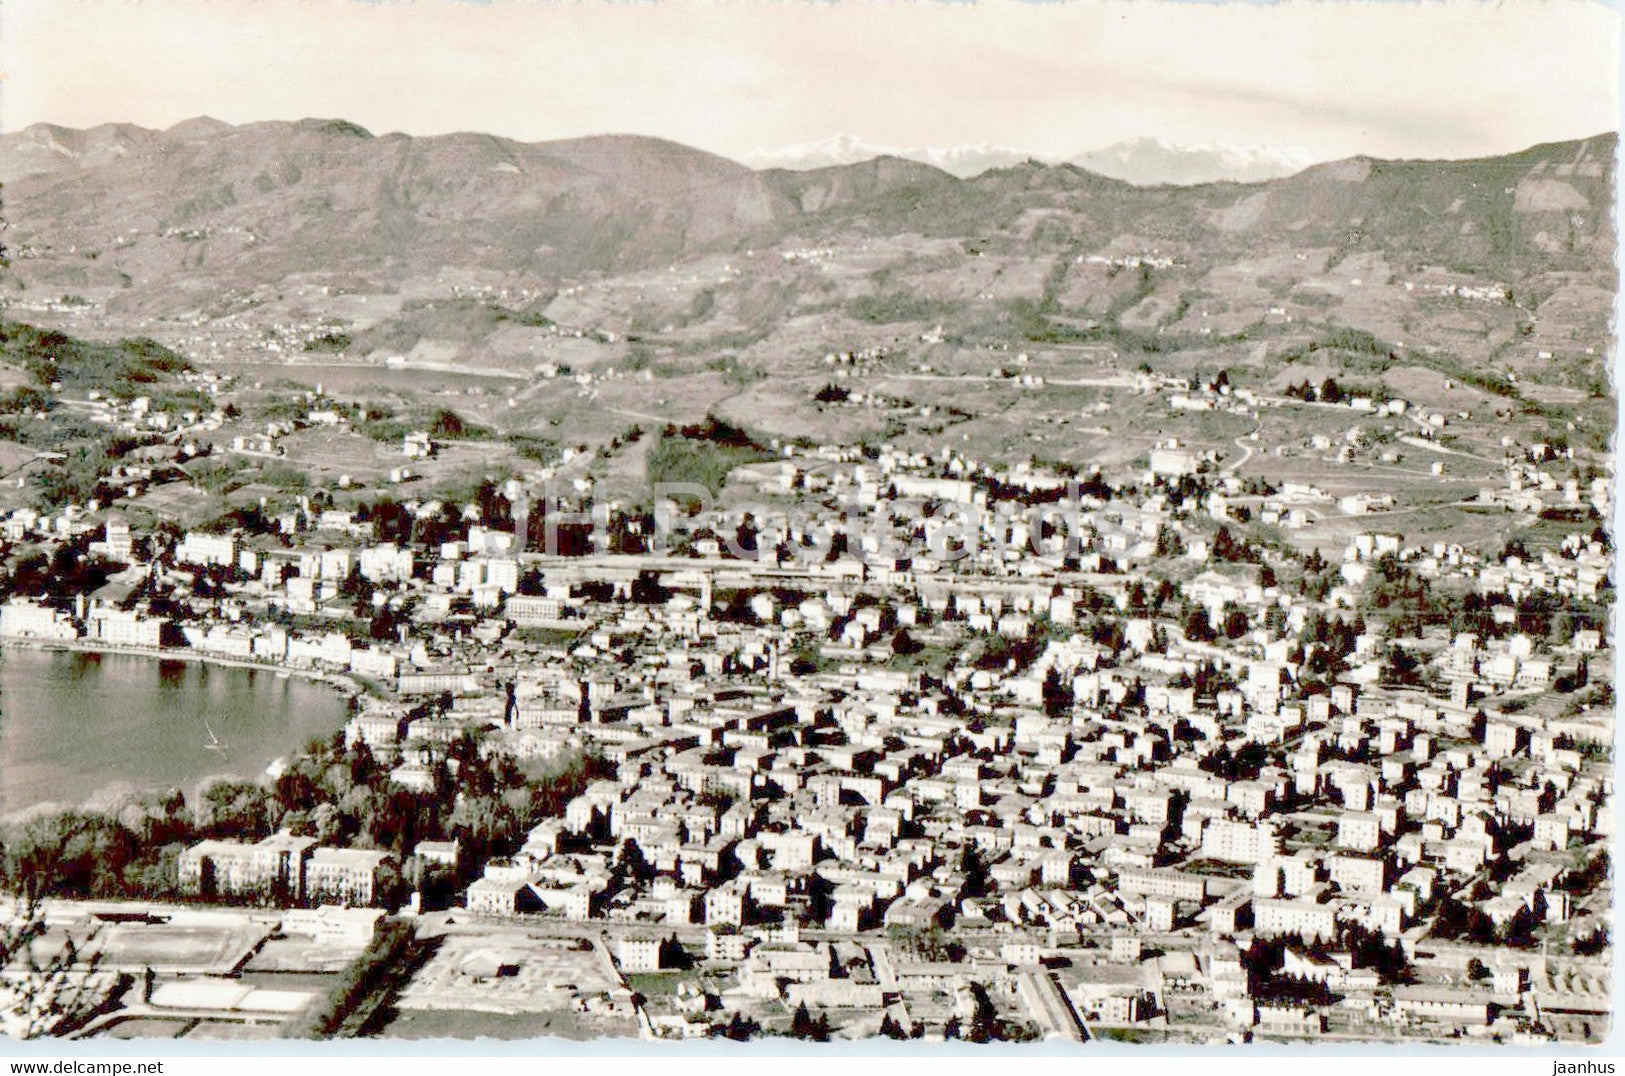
[0,351,1610,1045]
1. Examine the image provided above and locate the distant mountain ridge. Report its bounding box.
[0,118,1612,329]
[738,133,1317,184]
[1068,138,1317,186]
[739,136,1035,180]
[0,118,801,281]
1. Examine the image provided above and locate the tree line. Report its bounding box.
[0,729,605,908]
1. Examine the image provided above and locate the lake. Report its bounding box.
[0,646,354,816]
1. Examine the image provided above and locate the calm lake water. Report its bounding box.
[0,647,353,816]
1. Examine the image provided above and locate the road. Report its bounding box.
[880,372,1140,390]
[1396,434,1494,463]
[71,1004,282,1040]
[1223,423,1261,476]
[1017,968,1089,1042]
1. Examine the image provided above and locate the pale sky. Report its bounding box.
[0,0,1617,162]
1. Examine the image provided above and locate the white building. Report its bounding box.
[175,531,236,568]
[0,599,78,641]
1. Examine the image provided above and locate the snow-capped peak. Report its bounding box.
[1069,138,1317,186]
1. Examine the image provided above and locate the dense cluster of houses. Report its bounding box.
[0,400,1608,1042]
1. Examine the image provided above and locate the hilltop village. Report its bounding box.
[0,355,1610,1045]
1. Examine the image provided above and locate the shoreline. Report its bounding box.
[0,640,364,824]
[0,636,368,698]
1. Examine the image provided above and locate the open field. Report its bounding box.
[95,920,271,974]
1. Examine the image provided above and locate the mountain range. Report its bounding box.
[739,135,1316,185]
[1,118,1611,282]
[0,117,1612,408]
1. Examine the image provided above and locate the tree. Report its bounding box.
[4,811,138,899]
[720,1012,759,1040]
[449,794,518,853]
[1432,896,1495,944]
[369,606,400,642]
[1379,644,1423,688]
[1574,925,1609,957]
[790,1001,816,1039]
[287,919,417,1038]
[613,839,653,887]
[200,779,277,840]
[1221,603,1250,640]
[890,627,924,657]
[1042,666,1073,718]
[1212,525,1261,564]
[959,844,991,899]
[1341,922,1411,983]
[116,788,192,848]
[0,899,108,1037]
[966,984,998,1043]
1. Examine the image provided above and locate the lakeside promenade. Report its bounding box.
[0,636,369,698]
